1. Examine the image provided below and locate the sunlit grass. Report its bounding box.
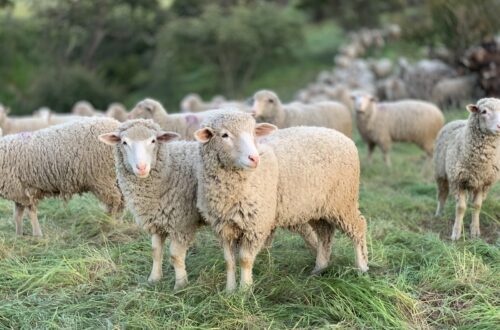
[0,111,498,328]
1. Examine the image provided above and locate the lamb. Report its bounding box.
[128,98,206,140]
[72,100,104,117]
[99,119,203,290]
[195,111,368,291]
[434,98,500,240]
[352,93,445,166]
[106,103,128,122]
[252,90,353,138]
[98,119,318,290]
[0,104,50,135]
[0,117,124,237]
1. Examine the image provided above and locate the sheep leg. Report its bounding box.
[435,178,449,216]
[239,238,265,290]
[451,190,467,241]
[13,203,25,236]
[148,233,166,283]
[169,238,189,290]
[222,239,238,293]
[470,190,483,239]
[28,205,42,237]
[367,143,376,164]
[353,215,369,272]
[288,224,319,255]
[310,220,334,275]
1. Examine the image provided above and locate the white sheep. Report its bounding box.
[99,118,319,290]
[252,90,353,138]
[195,111,368,291]
[34,107,83,125]
[0,117,124,236]
[432,75,478,109]
[434,98,500,240]
[0,104,51,135]
[106,103,128,122]
[352,93,445,166]
[71,100,104,117]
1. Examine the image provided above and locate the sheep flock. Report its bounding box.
[0,25,499,293]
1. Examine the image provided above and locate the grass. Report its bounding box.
[0,111,498,329]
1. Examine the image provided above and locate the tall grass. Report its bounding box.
[0,111,498,328]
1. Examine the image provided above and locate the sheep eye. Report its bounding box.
[481,110,487,115]
[221,133,229,138]
[268,99,274,103]
[151,139,156,144]
[122,141,127,146]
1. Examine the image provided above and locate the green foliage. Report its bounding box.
[26,66,122,113]
[152,2,305,101]
[297,0,405,27]
[401,0,500,53]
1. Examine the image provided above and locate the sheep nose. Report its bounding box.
[248,154,260,167]
[136,163,147,171]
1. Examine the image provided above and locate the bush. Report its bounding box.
[26,66,122,114]
[151,2,305,103]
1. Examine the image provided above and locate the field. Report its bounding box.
[0,111,498,329]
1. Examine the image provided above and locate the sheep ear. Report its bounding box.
[255,123,277,137]
[466,104,479,113]
[157,131,180,143]
[98,133,121,145]
[194,127,214,143]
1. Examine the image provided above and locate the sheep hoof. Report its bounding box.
[450,233,460,241]
[174,278,188,291]
[358,264,369,273]
[470,229,480,239]
[148,274,162,283]
[311,266,327,276]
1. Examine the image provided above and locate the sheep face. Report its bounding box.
[195,114,276,170]
[128,99,165,121]
[99,124,179,178]
[467,98,500,135]
[352,94,375,115]
[252,90,281,119]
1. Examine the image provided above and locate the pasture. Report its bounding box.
[0,111,498,329]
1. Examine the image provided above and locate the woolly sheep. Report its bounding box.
[352,93,445,166]
[0,104,50,135]
[370,58,393,79]
[194,111,368,291]
[72,100,104,117]
[106,103,129,122]
[99,119,202,290]
[128,98,209,140]
[99,119,318,290]
[0,118,124,237]
[252,90,353,137]
[34,107,83,125]
[432,75,478,109]
[434,98,500,240]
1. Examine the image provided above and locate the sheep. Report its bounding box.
[0,104,51,135]
[99,119,202,290]
[432,75,479,109]
[180,93,208,113]
[252,90,353,138]
[34,107,83,125]
[99,118,319,290]
[71,100,104,117]
[370,58,393,79]
[434,98,500,240]
[352,93,445,167]
[376,77,408,101]
[194,111,368,291]
[128,98,207,140]
[106,103,128,122]
[0,117,124,237]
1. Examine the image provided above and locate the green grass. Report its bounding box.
[0,111,498,328]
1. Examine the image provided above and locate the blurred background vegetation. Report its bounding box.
[1,0,499,114]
